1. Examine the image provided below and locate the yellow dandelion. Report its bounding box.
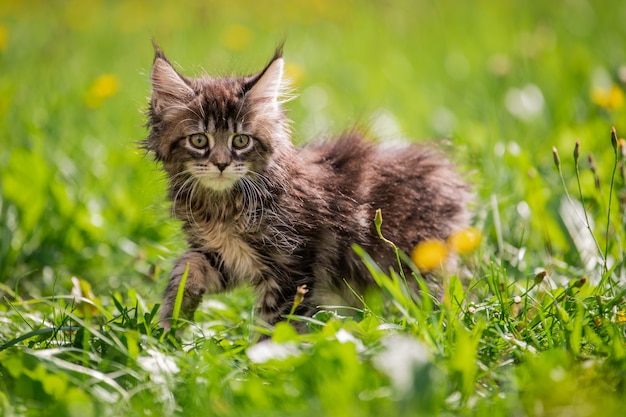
[220,24,252,51]
[284,62,305,86]
[411,239,448,272]
[85,74,120,108]
[617,311,626,324]
[447,227,482,254]
[91,74,119,98]
[591,84,625,110]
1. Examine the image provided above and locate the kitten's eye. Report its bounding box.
[188,133,208,149]
[232,134,251,150]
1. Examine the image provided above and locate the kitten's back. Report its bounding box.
[297,131,470,268]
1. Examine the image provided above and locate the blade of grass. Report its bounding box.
[0,326,81,351]
[172,263,190,324]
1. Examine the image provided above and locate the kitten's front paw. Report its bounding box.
[159,284,205,332]
[159,251,223,330]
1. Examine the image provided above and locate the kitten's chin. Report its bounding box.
[199,175,238,192]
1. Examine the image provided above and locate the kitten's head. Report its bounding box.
[144,43,291,193]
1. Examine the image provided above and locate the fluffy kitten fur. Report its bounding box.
[144,44,471,331]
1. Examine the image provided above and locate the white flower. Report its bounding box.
[137,348,180,385]
[335,329,365,353]
[246,341,300,364]
[372,335,432,393]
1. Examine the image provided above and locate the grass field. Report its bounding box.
[2,0,626,416]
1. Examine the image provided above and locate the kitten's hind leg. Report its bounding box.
[159,251,224,331]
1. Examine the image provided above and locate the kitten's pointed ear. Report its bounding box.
[245,48,285,112]
[150,44,195,114]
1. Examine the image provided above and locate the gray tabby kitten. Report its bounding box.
[144,44,471,331]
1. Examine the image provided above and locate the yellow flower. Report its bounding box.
[284,62,305,86]
[85,74,120,108]
[411,227,482,271]
[220,24,252,51]
[91,74,119,98]
[411,240,448,271]
[447,227,482,254]
[617,311,626,324]
[591,84,625,110]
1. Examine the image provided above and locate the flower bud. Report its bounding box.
[611,127,618,151]
[552,147,561,169]
[534,270,547,284]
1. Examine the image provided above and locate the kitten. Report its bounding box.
[144,43,471,332]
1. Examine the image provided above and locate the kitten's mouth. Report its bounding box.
[198,173,238,192]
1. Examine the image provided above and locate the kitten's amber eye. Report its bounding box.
[189,133,208,149]
[232,134,251,150]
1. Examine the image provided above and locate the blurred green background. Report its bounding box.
[1,0,625,300]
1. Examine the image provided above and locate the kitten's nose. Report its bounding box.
[215,162,229,172]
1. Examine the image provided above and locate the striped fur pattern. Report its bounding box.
[144,44,471,331]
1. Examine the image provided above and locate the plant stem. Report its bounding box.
[561,144,606,268]
[604,128,620,276]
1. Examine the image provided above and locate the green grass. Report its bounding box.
[2,0,626,416]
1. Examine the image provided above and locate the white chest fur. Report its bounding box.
[191,221,263,285]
